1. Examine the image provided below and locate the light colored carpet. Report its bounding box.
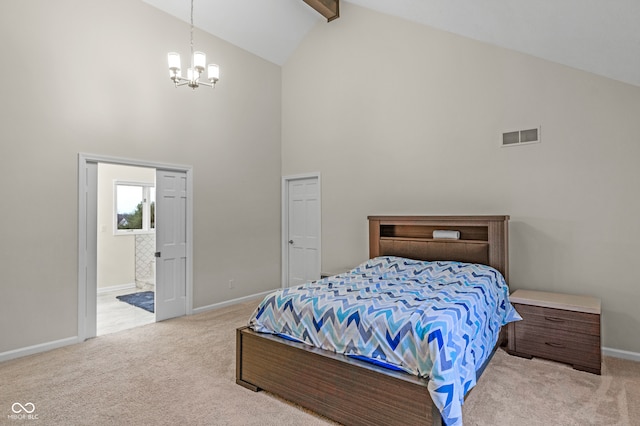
[464,345,640,425]
[1,300,638,425]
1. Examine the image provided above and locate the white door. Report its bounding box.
[155,170,188,321]
[286,176,321,287]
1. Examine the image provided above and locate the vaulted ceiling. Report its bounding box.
[142,0,640,87]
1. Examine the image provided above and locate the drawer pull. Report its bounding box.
[545,317,565,323]
[544,342,565,348]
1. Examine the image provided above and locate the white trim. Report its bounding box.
[97,283,137,295]
[78,157,97,342]
[191,289,275,315]
[78,153,194,341]
[0,337,79,363]
[281,173,321,288]
[185,168,194,316]
[79,153,193,172]
[78,156,87,342]
[602,346,640,362]
[193,289,276,315]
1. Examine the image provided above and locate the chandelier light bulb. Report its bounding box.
[168,52,181,71]
[208,64,219,83]
[194,52,206,73]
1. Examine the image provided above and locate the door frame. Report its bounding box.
[77,153,194,341]
[281,173,321,288]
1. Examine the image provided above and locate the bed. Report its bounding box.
[236,215,517,425]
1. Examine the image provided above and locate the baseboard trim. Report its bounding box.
[603,346,640,362]
[0,290,272,363]
[97,283,136,295]
[192,289,273,315]
[0,336,80,363]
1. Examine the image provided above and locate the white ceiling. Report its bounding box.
[143,0,640,87]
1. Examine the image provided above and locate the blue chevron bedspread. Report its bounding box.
[249,256,521,426]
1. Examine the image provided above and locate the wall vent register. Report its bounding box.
[502,127,540,147]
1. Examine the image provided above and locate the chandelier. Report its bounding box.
[167,0,219,89]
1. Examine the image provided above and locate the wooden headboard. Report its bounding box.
[368,215,509,281]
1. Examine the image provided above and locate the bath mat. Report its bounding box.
[116,291,155,313]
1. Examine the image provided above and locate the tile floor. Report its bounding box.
[97,287,155,336]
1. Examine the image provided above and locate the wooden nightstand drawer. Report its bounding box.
[515,304,600,336]
[514,323,601,371]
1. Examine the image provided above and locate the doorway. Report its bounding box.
[281,173,321,288]
[96,163,156,335]
[78,153,193,341]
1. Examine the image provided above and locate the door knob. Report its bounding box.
[155,252,162,258]
[288,240,294,244]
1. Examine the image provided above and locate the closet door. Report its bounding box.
[285,176,320,287]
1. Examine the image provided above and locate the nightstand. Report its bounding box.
[507,289,601,375]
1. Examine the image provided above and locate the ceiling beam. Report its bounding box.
[303,0,339,22]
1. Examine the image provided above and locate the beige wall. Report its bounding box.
[0,0,281,353]
[2,0,639,358]
[97,164,155,289]
[282,4,640,353]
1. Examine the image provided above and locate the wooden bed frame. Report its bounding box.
[236,215,510,425]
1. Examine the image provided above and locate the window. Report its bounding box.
[114,181,155,234]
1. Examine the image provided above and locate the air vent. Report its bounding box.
[501,127,540,147]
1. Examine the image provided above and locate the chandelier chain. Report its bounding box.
[190,0,194,68]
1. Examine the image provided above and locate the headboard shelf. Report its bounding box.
[379,224,489,241]
[379,236,489,245]
[369,215,509,281]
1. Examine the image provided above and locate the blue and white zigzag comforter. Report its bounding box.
[249,256,521,425]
